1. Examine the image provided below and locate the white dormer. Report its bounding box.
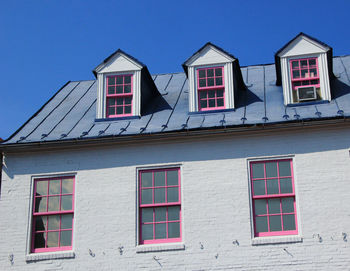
[93,49,158,119]
[275,33,334,105]
[183,43,245,113]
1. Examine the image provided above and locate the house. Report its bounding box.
[0,33,349,270]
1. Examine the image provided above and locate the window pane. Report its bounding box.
[281,197,294,213]
[206,69,213,77]
[253,180,265,195]
[49,179,60,195]
[255,216,268,233]
[217,98,224,107]
[301,69,308,78]
[309,59,316,66]
[47,231,59,247]
[48,196,60,212]
[155,223,166,239]
[48,215,60,230]
[254,199,267,215]
[154,171,165,187]
[215,68,222,76]
[198,70,206,78]
[283,214,296,230]
[108,98,116,106]
[252,163,264,178]
[108,86,115,94]
[208,90,215,98]
[168,222,180,238]
[154,188,165,203]
[125,106,131,114]
[116,86,123,94]
[141,189,152,204]
[116,106,123,114]
[61,214,73,229]
[141,172,152,188]
[167,187,179,202]
[60,230,72,247]
[292,70,300,79]
[200,100,207,109]
[265,162,277,178]
[309,68,317,77]
[215,77,223,86]
[62,178,73,194]
[168,206,180,221]
[268,198,280,214]
[167,170,178,186]
[36,181,48,196]
[207,78,214,86]
[116,98,123,105]
[300,60,307,68]
[108,77,115,85]
[35,216,47,231]
[108,107,115,116]
[124,97,132,105]
[124,85,131,93]
[155,207,166,222]
[124,76,131,84]
[34,233,46,249]
[208,99,215,107]
[199,79,206,87]
[216,89,224,97]
[269,215,282,231]
[116,76,123,84]
[292,61,299,69]
[142,224,153,240]
[199,91,207,99]
[280,178,293,194]
[61,195,73,211]
[35,197,47,213]
[142,208,153,223]
[267,179,279,194]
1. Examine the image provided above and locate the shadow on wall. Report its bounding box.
[331,78,350,99]
[235,88,263,109]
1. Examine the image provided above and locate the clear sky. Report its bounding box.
[0,0,349,140]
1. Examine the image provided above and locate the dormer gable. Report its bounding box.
[93,49,159,119]
[183,42,245,113]
[275,33,335,105]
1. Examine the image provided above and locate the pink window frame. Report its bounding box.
[197,66,225,111]
[289,57,320,91]
[31,176,75,253]
[106,74,133,118]
[139,168,182,245]
[250,159,298,237]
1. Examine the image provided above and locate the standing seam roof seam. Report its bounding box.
[242,67,249,123]
[340,56,350,83]
[20,82,81,140]
[263,66,267,122]
[45,81,96,137]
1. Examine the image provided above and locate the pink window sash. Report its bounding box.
[250,159,298,237]
[31,176,75,253]
[139,168,181,245]
[106,74,133,118]
[289,57,320,90]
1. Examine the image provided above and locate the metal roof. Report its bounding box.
[2,55,350,145]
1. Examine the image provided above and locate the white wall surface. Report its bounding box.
[1,125,350,270]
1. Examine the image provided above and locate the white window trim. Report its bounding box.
[246,155,303,245]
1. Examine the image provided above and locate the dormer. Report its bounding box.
[93,49,159,120]
[182,43,245,113]
[275,33,335,105]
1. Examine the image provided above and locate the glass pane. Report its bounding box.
[168,222,180,238]
[47,231,59,247]
[255,216,268,233]
[252,163,264,179]
[35,197,47,213]
[167,170,178,186]
[116,98,123,105]
[292,70,300,79]
[280,178,293,194]
[48,215,60,230]
[141,172,152,188]
[216,89,224,97]
[124,97,132,105]
[167,187,179,202]
[208,90,215,98]
[215,77,223,86]
[207,78,214,86]
[108,98,116,106]
[268,198,280,214]
[309,68,317,77]
[265,162,277,178]
[311,79,319,85]
[61,195,73,211]
[200,100,207,109]
[62,178,73,194]
[125,106,131,114]
[124,85,131,93]
[108,86,115,94]
[48,196,60,212]
[154,188,165,203]
[142,208,153,223]
[168,206,180,221]
[215,68,222,76]
[309,59,316,66]
[199,79,206,87]
[292,61,299,69]
[283,214,296,230]
[199,91,207,99]
[217,98,224,107]
[124,75,131,84]
[300,60,307,68]
[108,107,115,116]
[154,171,165,187]
[208,99,215,107]
[301,69,308,78]
[60,230,72,247]
[116,76,123,84]
[155,223,166,239]
[155,207,166,222]
[116,86,123,94]
[141,189,152,204]
[281,197,294,213]
[61,214,73,229]
[198,70,206,78]
[254,199,267,215]
[108,77,115,85]
[207,69,214,77]
[142,224,153,240]
[253,180,265,195]
[267,179,279,194]
[35,216,47,231]
[34,232,46,248]
[269,215,282,231]
[36,181,48,196]
[116,106,123,114]
[49,179,60,195]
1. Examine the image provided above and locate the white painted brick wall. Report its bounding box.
[0,125,349,270]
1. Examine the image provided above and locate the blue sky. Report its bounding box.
[1,0,349,140]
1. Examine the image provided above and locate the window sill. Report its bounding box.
[189,108,235,115]
[25,251,75,262]
[136,243,185,253]
[251,235,302,246]
[286,100,329,107]
[95,115,140,122]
